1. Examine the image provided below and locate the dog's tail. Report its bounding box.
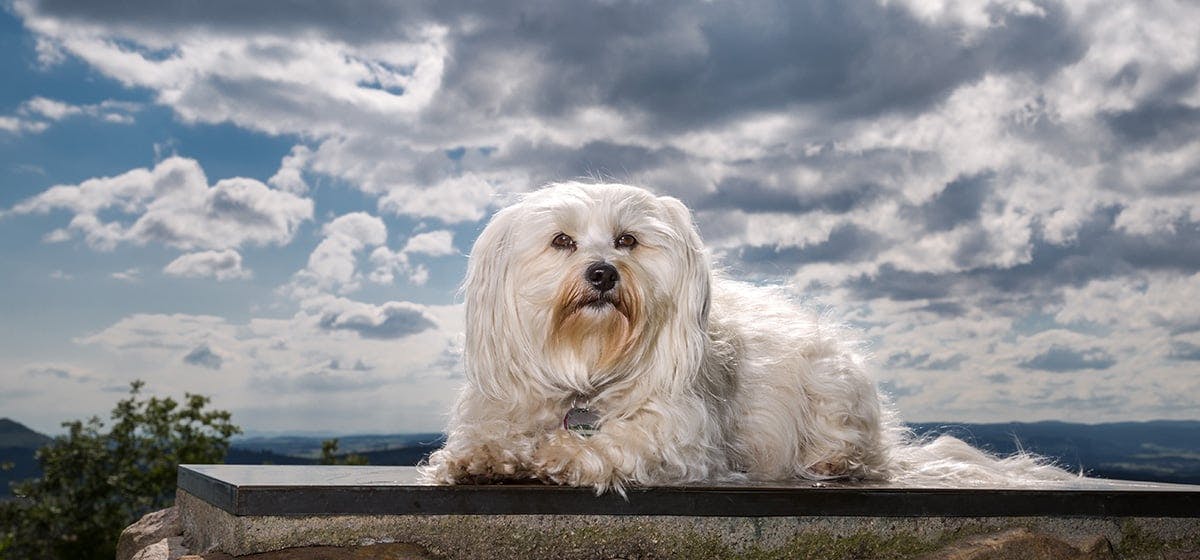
[887,430,1080,487]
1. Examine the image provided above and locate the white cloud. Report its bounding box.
[14,0,448,136]
[407,264,430,286]
[376,173,499,223]
[288,213,456,296]
[0,114,49,134]
[0,96,141,134]
[22,96,83,120]
[887,0,1047,33]
[6,156,314,251]
[111,268,142,282]
[74,305,464,433]
[267,145,313,195]
[402,229,455,256]
[1056,272,1200,334]
[10,0,1200,428]
[164,250,252,281]
[26,363,96,383]
[288,212,387,297]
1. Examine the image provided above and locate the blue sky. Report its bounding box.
[2,0,1198,435]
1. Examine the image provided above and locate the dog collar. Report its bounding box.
[563,406,601,437]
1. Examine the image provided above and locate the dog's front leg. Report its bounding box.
[422,429,538,484]
[531,429,629,492]
[531,407,714,493]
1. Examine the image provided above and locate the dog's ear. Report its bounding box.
[462,205,522,400]
[657,194,712,330]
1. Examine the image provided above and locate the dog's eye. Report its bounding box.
[551,233,576,250]
[615,233,638,249]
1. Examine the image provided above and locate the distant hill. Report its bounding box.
[5,419,1199,499]
[231,433,444,459]
[224,447,315,465]
[909,420,1200,484]
[1,423,442,498]
[0,418,52,449]
[0,418,54,498]
[223,442,441,466]
[225,438,441,467]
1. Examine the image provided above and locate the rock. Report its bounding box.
[117,507,182,560]
[194,543,433,559]
[923,528,1115,560]
[131,537,191,560]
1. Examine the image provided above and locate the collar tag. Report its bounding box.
[563,407,601,437]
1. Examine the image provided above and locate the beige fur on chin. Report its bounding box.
[420,181,1075,493]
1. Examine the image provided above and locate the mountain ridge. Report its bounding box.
[4,418,1199,498]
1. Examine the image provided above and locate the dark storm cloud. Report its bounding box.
[588,1,1084,129]
[26,366,96,384]
[24,0,435,41]
[25,0,1085,131]
[491,139,691,185]
[984,373,1011,384]
[183,344,223,370]
[328,358,373,372]
[1101,66,1200,148]
[980,210,1200,293]
[847,206,1200,304]
[27,366,71,380]
[912,172,992,232]
[1168,341,1200,361]
[1105,103,1200,148]
[885,351,967,371]
[916,301,966,317]
[877,380,920,398]
[318,303,437,340]
[736,224,884,271]
[848,265,961,302]
[697,180,885,215]
[1019,345,1116,372]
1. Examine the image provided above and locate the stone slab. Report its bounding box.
[178,465,1200,518]
[176,490,1200,559]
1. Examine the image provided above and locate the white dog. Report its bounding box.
[422,182,1070,492]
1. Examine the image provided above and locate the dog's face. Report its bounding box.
[464,183,711,400]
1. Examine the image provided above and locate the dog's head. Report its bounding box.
[463,182,711,401]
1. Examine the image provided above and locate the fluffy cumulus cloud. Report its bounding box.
[164,250,251,280]
[73,303,464,432]
[0,96,140,134]
[285,212,453,297]
[6,156,313,251]
[63,209,459,431]
[8,0,1200,425]
[315,297,438,340]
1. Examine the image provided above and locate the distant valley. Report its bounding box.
[4,417,1198,497]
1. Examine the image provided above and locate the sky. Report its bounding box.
[1,0,1198,436]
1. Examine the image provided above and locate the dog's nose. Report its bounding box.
[585,262,619,293]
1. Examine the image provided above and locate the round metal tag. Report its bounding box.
[563,407,601,437]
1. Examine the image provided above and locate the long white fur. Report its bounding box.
[421,182,1075,493]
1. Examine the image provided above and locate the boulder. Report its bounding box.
[116,507,182,560]
[131,537,190,560]
[194,543,433,559]
[923,528,1115,560]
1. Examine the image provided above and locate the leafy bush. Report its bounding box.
[0,381,240,560]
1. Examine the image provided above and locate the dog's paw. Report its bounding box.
[532,431,625,493]
[423,443,532,484]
